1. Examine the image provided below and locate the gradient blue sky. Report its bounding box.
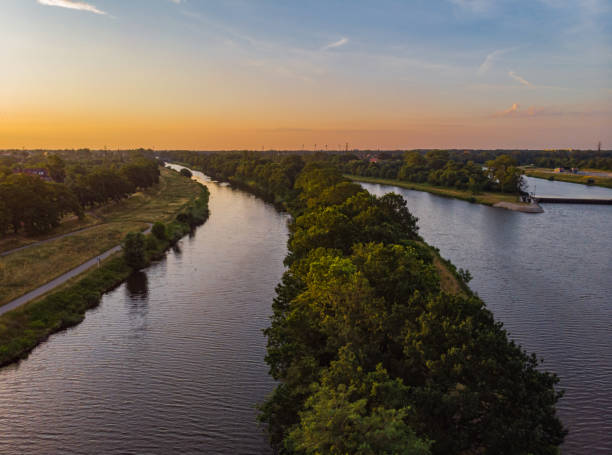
[1,0,611,149]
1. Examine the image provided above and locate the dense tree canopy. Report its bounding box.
[0,154,160,237]
[167,151,566,455]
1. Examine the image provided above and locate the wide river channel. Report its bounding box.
[0,169,610,454]
[362,177,612,455]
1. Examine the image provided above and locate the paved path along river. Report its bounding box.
[0,168,287,454]
[0,224,152,317]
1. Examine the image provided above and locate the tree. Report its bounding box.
[287,347,431,455]
[46,154,66,182]
[486,155,524,194]
[179,168,193,178]
[123,232,147,269]
[152,221,167,240]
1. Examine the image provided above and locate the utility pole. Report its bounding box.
[598,141,601,152]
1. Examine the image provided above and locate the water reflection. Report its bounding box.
[0,173,288,455]
[125,271,149,337]
[126,271,149,301]
[362,181,612,454]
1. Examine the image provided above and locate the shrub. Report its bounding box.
[179,168,192,178]
[152,221,166,240]
[145,235,158,252]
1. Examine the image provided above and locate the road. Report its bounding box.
[0,224,152,317]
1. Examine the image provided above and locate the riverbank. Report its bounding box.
[0,171,210,368]
[0,167,202,309]
[345,175,532,209]
[524,168,612,189]
[493,201,544,213]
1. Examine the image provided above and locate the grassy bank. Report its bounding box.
[345,174,526,206]
[0,167,201,308]
[524,169,612,189]
[0,171,210,368]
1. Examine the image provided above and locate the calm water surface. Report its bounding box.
[0,171,610,454]
[0,167,288,454]
[362,177,612,455]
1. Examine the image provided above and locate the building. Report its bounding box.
[13,168,52,181]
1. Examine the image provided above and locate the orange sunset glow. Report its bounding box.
[2,0,610,149]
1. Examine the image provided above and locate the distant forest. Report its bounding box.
[0,150,159,236]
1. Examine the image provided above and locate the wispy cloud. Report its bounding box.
[323,37,348,51]
[509,71,532,86]
[478,48,515,75]
[37,0,106,15]
[493,103,610,118]
[494,103,521,117]
[170,0,182,3]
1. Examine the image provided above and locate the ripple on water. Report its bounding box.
[361,182,612,455]
[0,173,288,455]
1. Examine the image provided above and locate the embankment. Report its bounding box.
[0,182,210,368]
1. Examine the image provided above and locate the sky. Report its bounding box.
[1,0,611,150]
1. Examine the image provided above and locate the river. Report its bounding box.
[0,170,609,454]
[361,176,612,455]
[0,167,287,454]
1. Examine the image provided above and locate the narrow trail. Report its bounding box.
[0,224,152,316]
[0,224,101,258]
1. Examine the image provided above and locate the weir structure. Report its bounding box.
[534,196,612,205]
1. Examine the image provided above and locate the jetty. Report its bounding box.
[534,196,612,205]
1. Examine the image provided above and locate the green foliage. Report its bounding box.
[486,154,525,194]
[152,221,167,240]
[0,174,82,235]
[0,155,160,237]
[287,348,431,455]
[179,167,193,178]
[162,151,566,454]
[123,232,147,270]
[46,154,66,182]
[0,182,210,368]
[0,255,131,367]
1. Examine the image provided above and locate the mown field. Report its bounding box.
[524,168,612,189]
[0,167,202,308]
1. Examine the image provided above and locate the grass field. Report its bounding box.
[0,167,202,308]
[345,175,526,206]
[0,214,100,254]
[524,168,612,189]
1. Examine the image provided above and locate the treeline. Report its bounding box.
[170,152,566,454]
[161,151,304,206]
[0,155,160,236]
[0,179,209,367]
[340,151,525,194]
[457,149,612,170]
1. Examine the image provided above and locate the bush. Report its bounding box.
[179,168,193,178]
[145,235,158,252]
[123,232,147,270]
[152,221,166,240]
